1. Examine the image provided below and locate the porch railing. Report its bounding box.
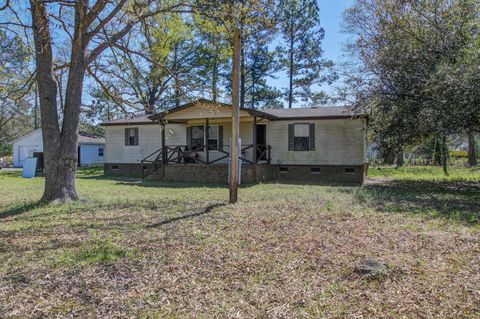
[140,144,271,181]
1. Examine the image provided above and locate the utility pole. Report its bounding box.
[230,27,241,204]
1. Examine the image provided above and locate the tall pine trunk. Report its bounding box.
[467,131,477,166]
[287,32,294,109]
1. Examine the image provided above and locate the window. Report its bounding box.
[279,167,289,173]
[98,148,104,157]
[288,123,315,151]
[294,124,310,151]
[112,165,119,170]
[189,126,220,150]
[190,126,205,150]
[207,126,219,150]
[125,128,139,146]
[311,167,320,174]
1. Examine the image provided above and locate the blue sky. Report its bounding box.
[318,0,353,66]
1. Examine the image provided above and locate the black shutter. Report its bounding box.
[219,126,223,150]
[186,126,191,147]
[288,124,294,151]
[309,123,315,151]
[134,128,139,146]
[125,128,129,146]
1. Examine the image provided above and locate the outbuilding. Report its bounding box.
[12,129,105,168]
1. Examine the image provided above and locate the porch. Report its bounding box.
[140,143,272,181]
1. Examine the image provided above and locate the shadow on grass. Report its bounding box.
[350,180,480,224]
[146,203,226,228]
[0,201,47,220]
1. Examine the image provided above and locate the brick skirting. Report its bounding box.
[104,163,366,185]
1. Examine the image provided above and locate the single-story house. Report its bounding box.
[101,99,368,184]
[12,129,105,168]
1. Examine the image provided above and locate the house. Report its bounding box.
[101,99,368,184]
[12,129,105,168]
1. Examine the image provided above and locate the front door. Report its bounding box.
[255,124,267,161]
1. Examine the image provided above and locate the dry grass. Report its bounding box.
[0,167,479,318]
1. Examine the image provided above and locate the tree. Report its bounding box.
[90,12,204,115]
[277,0,333,108]
[343,0,480,174]
[1,0,190,202]
[0,28,33,147]
[242,28,281,109]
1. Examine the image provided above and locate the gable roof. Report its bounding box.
[100,114,155,126]
[11,129,105,145]
[78,134,105,144]
[10,128,42,144]
[101,99,360,126]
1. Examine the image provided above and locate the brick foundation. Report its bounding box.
[105,163,365,184]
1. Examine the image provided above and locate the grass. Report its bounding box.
[0,166,479,318]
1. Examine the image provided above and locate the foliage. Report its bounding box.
[277,0,335,108]
[343,0,480,153]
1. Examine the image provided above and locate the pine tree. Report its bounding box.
[242,26,281,109]
[277,0,331,108]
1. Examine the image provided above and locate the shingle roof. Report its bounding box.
[100,114,155,126]
[101,101,358,126]
[260,106,353,119]
[78,134,105,144]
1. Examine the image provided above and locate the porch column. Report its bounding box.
[161,122,166,177]
[253,116,257,181]
[205,118,209,165]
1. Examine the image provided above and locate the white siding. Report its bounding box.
[268,118,366,165]
[79,144,104,166]
[12,129,43,167]
[104,118,367,166]
[105,124,163,163]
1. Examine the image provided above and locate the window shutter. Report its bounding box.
[288,124,294,151]
[186,127,191,146]
[125,128,129,146]
[219,126,223,150]
[134,128,139,145]
[309,123,315,151]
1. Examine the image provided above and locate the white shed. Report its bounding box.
[12,129,105,168]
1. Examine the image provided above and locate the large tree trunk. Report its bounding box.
[31,1,85,202]
[467,131,477,166]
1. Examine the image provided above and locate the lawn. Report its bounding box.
[0,167,479,318]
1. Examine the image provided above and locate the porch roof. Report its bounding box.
[148,99,278,122]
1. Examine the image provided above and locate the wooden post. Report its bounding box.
[253,116,257,182]
[161,122,166,177]
[206,118,209,165]
[230,27,241,204]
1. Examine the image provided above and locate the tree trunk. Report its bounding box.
[230,27,241,204]
[212,41,219,103]
[442,134,449,176]
[240,35,245,109]
[467,131,477,166]
[31,1,85,202]
[396,152,404,168]
[288,32,294,109]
